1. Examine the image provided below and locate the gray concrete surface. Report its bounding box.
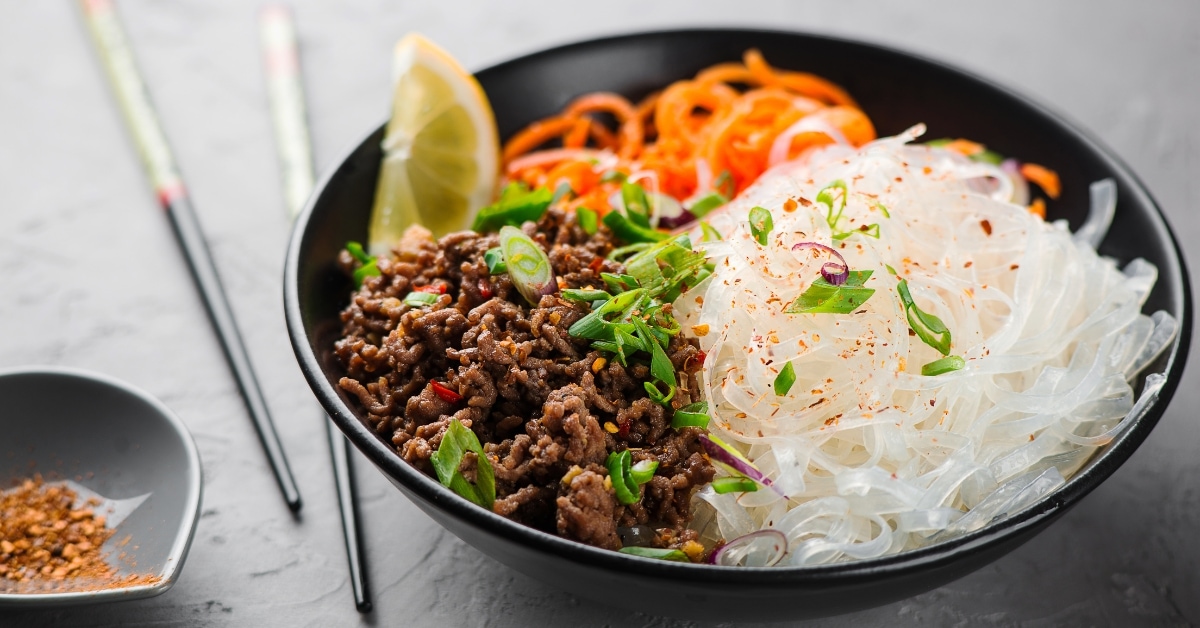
[1,1,1197,626]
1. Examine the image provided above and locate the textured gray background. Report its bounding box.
[1,1,1197,626]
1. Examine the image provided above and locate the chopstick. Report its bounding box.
[260,5,373,613]
[80,0,303,513]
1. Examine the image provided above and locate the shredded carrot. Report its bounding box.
[498,50,875,214]
[942,139,986,157]
[1020,163,1061,200]
[1028,197,1047,218]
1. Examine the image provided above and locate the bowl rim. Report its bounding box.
[0,365,203,605]
[284,26,1192,584]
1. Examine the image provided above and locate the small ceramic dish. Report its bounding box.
[0,366,202,607]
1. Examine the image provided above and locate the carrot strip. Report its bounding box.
[1020,163,1061,199]
[503,116,582,162]
[942,139,986,157]
[1028,197,1047,218]
[563,118,591,149]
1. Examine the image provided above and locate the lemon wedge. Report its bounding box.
[368,33,499,254]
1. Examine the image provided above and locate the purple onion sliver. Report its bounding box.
[709,529,788,567]
[658,208,697,230]
[698,434,785,497]
[792,241,849,285]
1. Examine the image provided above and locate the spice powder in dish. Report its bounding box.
[0,476,160,592]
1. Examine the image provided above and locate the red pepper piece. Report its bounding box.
[478,278,493,300]
[588,257,605,273]
[415,284,447,294]
[685,350,707,372]
[430,381,463,404]
[617,417,631,438]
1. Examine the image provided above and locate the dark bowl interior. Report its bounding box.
[284,29,1191,621]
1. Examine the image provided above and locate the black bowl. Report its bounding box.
[284,28,1191,622]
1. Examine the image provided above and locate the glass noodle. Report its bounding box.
[674,126,1177,567]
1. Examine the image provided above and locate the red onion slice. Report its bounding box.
[709,529,788,567]
[792,242,849,286]
[699,434,784,496]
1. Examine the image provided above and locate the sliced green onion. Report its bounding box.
[632,316,676,387]
[714,170,734,199]
[773,362,796,396]
[699,220,723,242]
[472,182,553,232]
[353,260,380,287]
[671,401,710,429]
[618,546,690,562]
[404,291,439,307]
[560,288,613,302]
[643,381,676,406]
[630,459,659,485]
[897,279,952,356]
[600,170,627,184]
[922,355,966,376]
[568,288,646,341]
[429,418,495,509]
[576,206,598,235]
[689,193,728,218]
[605,450,639,505]
[749,206,773,246]
[621,182,652,228]
[607,241,653,261]
[498,226,556,306]
[346,241,372,264]
[603,207,669,244]
[483,247,507,274]
[551,181,574,205]
[712,477,760,494]
[347,241,381,287]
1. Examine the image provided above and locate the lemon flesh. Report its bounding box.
[368,34,498,254]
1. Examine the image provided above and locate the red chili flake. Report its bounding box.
[478,279,493,299]
[980,219,993,236]
[617,418,631,438]
[430,381,463,404]
[415,284,447,294]
[588,257,605,273]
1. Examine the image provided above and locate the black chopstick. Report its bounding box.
[81,0,302,512]
[260,5,373,612]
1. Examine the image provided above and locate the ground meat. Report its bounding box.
[334,209,714,554]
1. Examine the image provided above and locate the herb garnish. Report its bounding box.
[816,179,881,240]
[606,450,640,505]
[671,401,711,429]
[568,234,711,409]
[346,241,381,287]
[471,182,553,232]
[618,546,690,562]
[896,279,952,355]
[921,355,965,376]
[403,291,439,307]
[749,206,773,245]
[576,206,599,235]
[785,270,876,314]
[483,247,507,274]
[712,477,759,494]
[773,362,796,396]
[429,418,495,509]
[689,192,728,218]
